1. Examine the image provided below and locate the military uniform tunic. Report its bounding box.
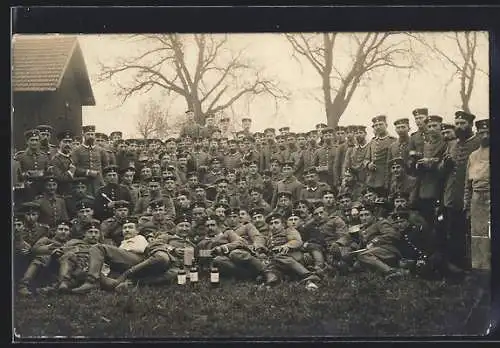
[343,143,369,184]
[71,144,109,196]
[34,194,69,228]
[49,151,76,196]
[93,184,133,221]
[364,135,397,190]
[16,148,50,178]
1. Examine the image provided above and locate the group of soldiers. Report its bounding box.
[12,107,490,296]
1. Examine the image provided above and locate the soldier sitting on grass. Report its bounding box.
[18,221,72,296]
[260,213,320,290]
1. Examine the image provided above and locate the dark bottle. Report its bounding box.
[210,267,219,287]
[189,266,199,283]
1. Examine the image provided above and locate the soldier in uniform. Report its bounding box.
[100,200,132,246]
[271,160,304,208]
[441,123,457,142]
[18,202,51,247]
[241,117,253,137]
[411,115,449,229]
[119,166,140,208]
[49,130,77,197]
[313,127,338,187]
[16,129,51,199]
[109,131,123,145]
[246,160,264,191]
[338,168,365,201]
[70,198,99,240]
[35,124,58,158]
[292,133,316,180]
[180,109,203,138]
[342,126,369,185]
[441,111,481,271]
[148,199,176,234]
[94,165,133,221]
[34,176,69,228]
[364,115,396,194]
[408,107,429,154]
[388,157,417,203]
[387,118,412,184]
[333,126,348,189]
[464,119,490,270]
[71,125,108,196]
[247,187,272,215]
[299,167,331,205]
[134,176,176,218]
[115,140,137,172]
[250,207,270,238]
[203,158,225,186]
[260,213,320,289]
[66,177,95,219]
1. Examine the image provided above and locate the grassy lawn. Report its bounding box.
[13,271,490,339]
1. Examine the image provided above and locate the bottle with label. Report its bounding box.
[184,245,195,268]
[189,266,199,284]
[210,266,220,287]
[177,269,187,285]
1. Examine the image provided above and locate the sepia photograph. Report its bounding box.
[12,31,491,338]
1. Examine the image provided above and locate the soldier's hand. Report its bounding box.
[107,201,116,209]
[303,242,309,249]
[279,245,290,254]
[52,248,63,257]
[212,246,223,255]
[20,247,30,255]
[89,170,99,177]
[366,243,374,249]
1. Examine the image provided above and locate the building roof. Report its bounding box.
[12,35,96,105]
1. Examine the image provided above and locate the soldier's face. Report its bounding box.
[219,139,228,148]
[296,203,309,214]
[165,180,176,191]
[141,168,152,178]
[152,206,166,219]
[122,223,139,239]
[252,214,265,224]
[343,172,354,183]
[192,208,205,222]
[297,136,307,147]
[122,172,135,184]
[269,218,284,232]
[45,181,58,193]
[339,197,352,209]
[250,191,261,202]
[176,195,190,207]
[239,210,250,223]
[277,138,285,146]
[237,180,247,191]
[15,220,25,232]
[39,131,50,141]
[394,198,408,210]
[359,210,374,225]
[226,213,239,226]
[212,131,222,140]
[270,162,280,173]
[178,158,188,167]
[229,142,237,151]
[84,228,100,244]
[195,188,206,199]
[129,144,138,152]
[322,194,335,206]
[266,133,274,141]
[215,208,226,218]
[441,129,456,140]
[278,196,291,207]
[188,176,199,186]
[392,219,409,232]
[27,136,40,149]
[209,140,218,149]
[391,164,403,177]
[151,164,161,175]
[479,130,489,146]
[54,224,71,242]
[227,173,236,182]
[60,139,72,152]
[414,115,427,128]
[105,172,119,184]
[282,166,293,177]
[336,130,346,140]
[373,121,387,135]
[78,208,94,221]
[74,183,87,195]
[176,222,191,236]
[355,130,366,142]
[304,173,317,183]
[248,164,258,174]
[165,142,176,152]
[205,219,218,234]
[217,182,228,193]
[395,124,409,136]
[25,212,39,223]
[84,132,96,144]
[115,207,129,219]
[426,121,441,135]
[242,120,251,129]
[218,197,229,205]
[287,216,301,228]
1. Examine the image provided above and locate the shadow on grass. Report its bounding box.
[13,270,491,339]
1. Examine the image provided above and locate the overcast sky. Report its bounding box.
[76,33,489,139]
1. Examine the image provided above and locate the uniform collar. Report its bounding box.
[375,134,389,140]
[57,150,71,157]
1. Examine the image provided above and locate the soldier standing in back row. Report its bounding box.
[49,130,77,197]
[408,108,428,154]
[71,125,108,196]
[387,118,411,184]
[441,111,481,271]
[313,127,337,187]
[364,115,396,194]
[343,126,369,185]
[35,125,58,159]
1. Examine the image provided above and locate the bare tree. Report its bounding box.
[98,34,289,125]
[136,98,180,139]
[285,33,416,127]
[408,32,488,113]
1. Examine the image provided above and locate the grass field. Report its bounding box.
[13,270,491,339]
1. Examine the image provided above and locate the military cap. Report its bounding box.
[393,118,410,126]
[389,210,410,221]
[249,187,263,194]
[119,165,136,175]
[14,211,25,222]
[412,108,429,117]
[242,117,252,122]
[164,137,177,143]
[304,167,318,175]
[295,199,311,208]
[57,220,73,228]
[344,167,357,177]
[228,138,239,144]
[138,222,158,234]
[227,207,240,216]
[270,158,282,164]
[185,109,194,114]
[372,115,387,123]
[322,189,336,196]
[95,132,108,141]
[82,125,96,133]
[122,216,138,225]
[42,175,58,184]
[286,132,297,138]
[356,125,367,132]
[57,130,74,141]
[215,177,229,185]
[337,192,352,200]
[166,165,177,172]
[441,123,455,131]
[220,117,230,123]
[115,139,126,146]
[315,123,328,129]
[176,189,190,197]
[334,126,347,132]
[148,199,165,210]
[76,199,94,211]
[279,126,290,132]
[282,160,295,169]
[374,197,388,205]
[24,129,40,140]
[194,183,207,191]
[113,200,130,210]
[254,132,264,138]
[262,169,272,176]
[84,220,101,231]
[275,134,285,141]
[249,207,267,217]
[475,119,489,132]
[125,139,137,146]
[205,113,215,120]
[266,212,284,224]
[175,214,192,225]
[209,157,221,164]
[110,131,123,137]
[146,176,162,183]
[103,165,119,175]
[213,202,230,211]
[321,127,334,134]
[346,125,358,132]
[392,191,410,201]
[308,130,319,136]
[72,177,89,185]
[389,157,405,166]
[426,115,443,124]
[164,175,177,182]
[277,191,293,199]
[36,125,54,133]
[455,110,476,123]
[177,152,189,159]
[19,202,41,213]
[264,127,276,134]
[187,171,199,179]
[191,202,207,210]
